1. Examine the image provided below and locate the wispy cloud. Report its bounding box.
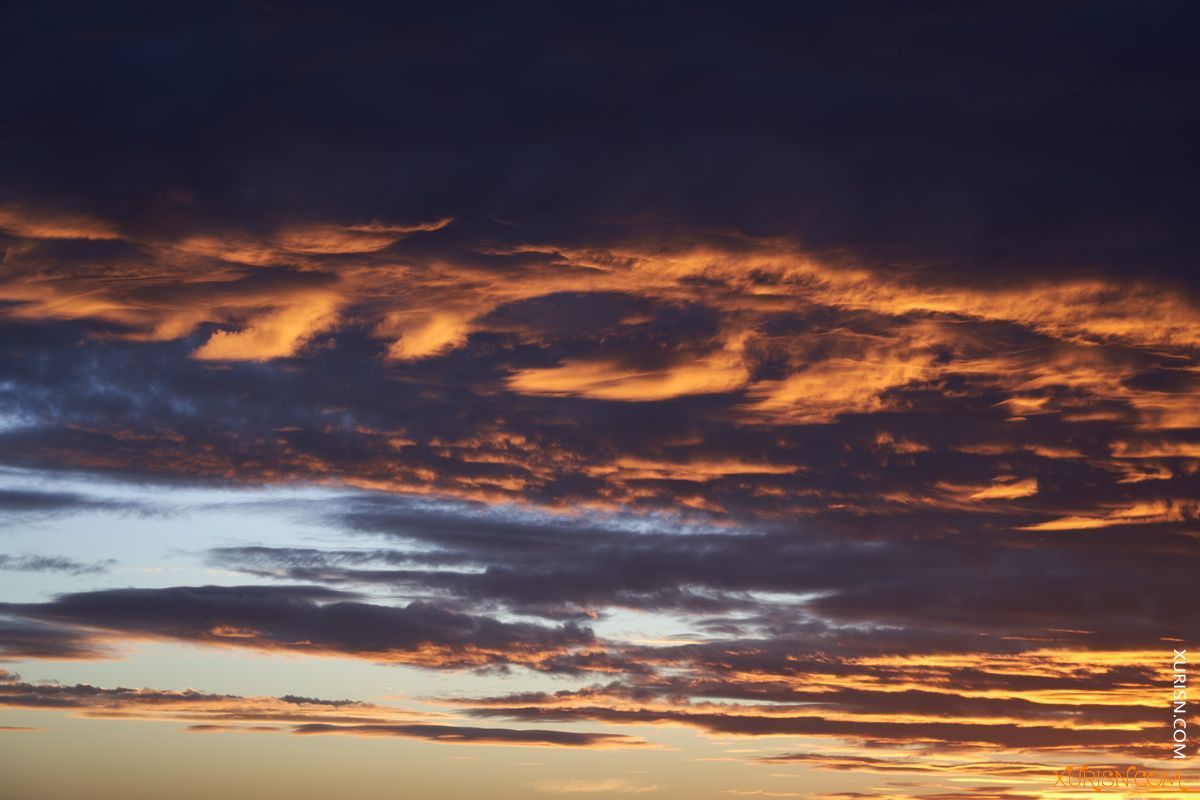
[529,778,659,794]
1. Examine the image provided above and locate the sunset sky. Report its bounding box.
[1,3,1198,799]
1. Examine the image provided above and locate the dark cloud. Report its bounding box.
[206,490,1200,647]
[463,702,1156,752]
[0,619,110,661]
[0,0,1196,781]
[455,680,1157,729]
[2,2,1197,284]
[0,554,115,575]
[1,307,1196,538]
[291,722,641,747]
[0,488,130,516]
[0,585,594,669]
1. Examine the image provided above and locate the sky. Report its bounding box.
[0,2,1198,799]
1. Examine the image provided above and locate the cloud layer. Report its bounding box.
[1,3,1198,797]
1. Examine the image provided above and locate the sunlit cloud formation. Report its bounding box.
[1,3,1198,799]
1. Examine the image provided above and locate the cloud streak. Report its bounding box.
[0,669,641,748]
[1,585,594,669]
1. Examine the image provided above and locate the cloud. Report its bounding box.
[384,311,475,360]
[0,584,594,669]
[1,1,1198,788]
[275,218,452,255]
[0,554,114,575]
[0,204,120,241]
[755,752,1059,777]
[529,778,659,794]
[507,332,751,401]
[293,723,642,748]
[2,270,1197,532]
[466,703,1159,752]
[0,670,639,747]
[440,643,1174,759]
[193,290,342,361]
[0,620,111,661]
[207,489,1200,645]
[0,489,130,516]
[7,528,1181,761]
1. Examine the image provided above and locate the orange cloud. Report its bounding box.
[194,291,342,361]
[276,217,452,254]
[0,204,121,240]
[745,352,936,423]
[383,310,475,360]
[964,477,1039,502]
[1020,499,1198,531]
[509,353,749,401]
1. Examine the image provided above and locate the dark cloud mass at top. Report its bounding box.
[2,2,1197,283]
[0,1,1198,793]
